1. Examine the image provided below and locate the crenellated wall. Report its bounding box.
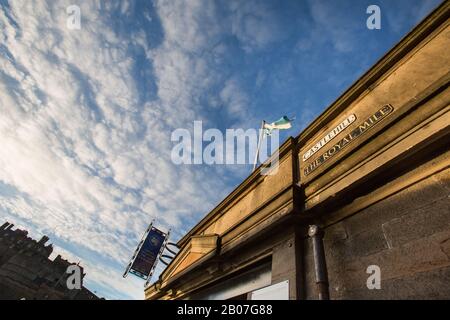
[145,2,450,300]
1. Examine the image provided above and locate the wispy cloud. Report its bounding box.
[0,0,233,298]
[0,0,442,299]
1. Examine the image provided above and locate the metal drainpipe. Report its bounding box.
[308,225,330,300]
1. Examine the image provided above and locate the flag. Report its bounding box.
[263,116,294,135]
[253,116,295,171]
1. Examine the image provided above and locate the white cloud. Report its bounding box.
[220,78,250,118]
[227,0,285,53]
[0,0,262,299]
[1,0,438,300]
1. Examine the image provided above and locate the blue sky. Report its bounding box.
[0,0,443,299]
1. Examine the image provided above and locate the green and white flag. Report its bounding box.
[263,116,294,135]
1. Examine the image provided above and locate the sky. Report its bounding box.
[0,0,443,299]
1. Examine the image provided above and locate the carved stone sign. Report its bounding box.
[303,114,356,161]
[304,104,394,176]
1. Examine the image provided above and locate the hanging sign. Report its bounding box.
[123,223,169,281]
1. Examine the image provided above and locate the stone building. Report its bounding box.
[145,2,450,300]
[0,222,100,300]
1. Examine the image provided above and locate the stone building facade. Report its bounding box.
[145,2,450,300]
[0,222,100,300]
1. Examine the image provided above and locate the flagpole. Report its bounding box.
[123,220,154,278]
[253,120,265,171]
